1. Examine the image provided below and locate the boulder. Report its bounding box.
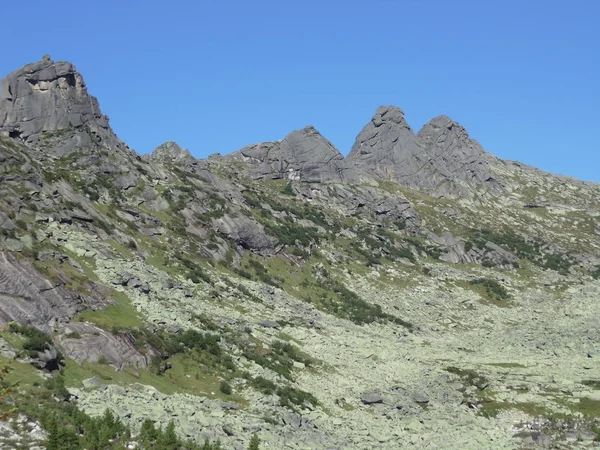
[360,391,384,405]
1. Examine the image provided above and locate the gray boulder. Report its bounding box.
[58,322,149,370]
[215,214,275,251]
[230,126,359,183]
[360,391,384,405]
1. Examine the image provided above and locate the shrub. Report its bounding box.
[282,182,295,196]
[219,380,232,395]
[543,253,573,275]
[248,433,260,450]
[276,386,318,410]
[9,323,54,356]
[250,376,277,395]
[469,278,509,301]
[446,366,488,390]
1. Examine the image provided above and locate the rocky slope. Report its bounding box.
[0,56,599,450]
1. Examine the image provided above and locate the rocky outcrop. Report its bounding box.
[59,322,149,370]
[0,55,130,157]
[150,141,196,165]
[308,184,418,225]
[0,251,108,332]
[214,214,275,251]
[347,106,424,183]
[347,106,507,197]
[416,115,506,196]
[231,126,359,183]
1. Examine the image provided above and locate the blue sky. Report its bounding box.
[1,0,599,181]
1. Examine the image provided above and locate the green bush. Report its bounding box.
[219,380,232,395]
[9,323,55,357]
[469,278,509,301]
[282,182,295,196]
[446,366,488,390]
[248,434,260,450]
[250,376,277,395]
[276,386,318,410]
[543,253,573,275]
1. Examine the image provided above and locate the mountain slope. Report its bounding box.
[0,57,599,449]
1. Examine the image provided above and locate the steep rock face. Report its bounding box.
[0,55,129,157]
[416,115,506,196]
[347,106,424,183]
[231,126,359,183]
[347,106,507,197]
[0,252,108,332]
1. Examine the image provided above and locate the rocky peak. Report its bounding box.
[231,126,359,183]
[0,56,128,157]
[151,141,195,164]
[417,115,483,157]
[346,105,424,182]
[416,115,507,196]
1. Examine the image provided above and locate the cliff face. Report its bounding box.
[0,55,129,157]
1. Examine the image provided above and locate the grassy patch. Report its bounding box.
[479,400,551,419]
[76,291,144,330]
[582,380,600,390]
[445,366,488,390]
[483,362,527,369]
[469,278,510,305]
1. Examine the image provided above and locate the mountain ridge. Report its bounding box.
[0,56,599,449]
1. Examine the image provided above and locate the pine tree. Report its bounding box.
[139,418,158,449]
[248,433,260,450]
[45,416,60,450]
[159,421,180,449]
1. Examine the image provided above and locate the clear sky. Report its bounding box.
[1,0,599,182]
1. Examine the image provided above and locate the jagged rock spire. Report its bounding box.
[346,106,424,182]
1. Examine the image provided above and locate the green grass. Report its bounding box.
[582,380,600,390]
[0,356,46,386]
[572,398,600,417]
[63,356,247,406]
[76,291,144,330]
[483,362,527,369]
[479,400,551,419]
